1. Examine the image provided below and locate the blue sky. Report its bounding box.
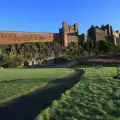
[0,0,120,34]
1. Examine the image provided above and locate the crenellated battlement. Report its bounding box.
[60,21,78,35]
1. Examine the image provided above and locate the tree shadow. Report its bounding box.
[1,78,54,83]
[0,69,84,120]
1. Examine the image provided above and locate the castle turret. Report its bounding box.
[105,24,113,36]
[74,23,78,34]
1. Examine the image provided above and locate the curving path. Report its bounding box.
[0,69,84,120]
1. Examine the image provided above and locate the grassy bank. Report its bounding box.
[0,68,74,104]
[36,67,120,120]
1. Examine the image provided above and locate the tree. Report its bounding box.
[2,54,25,68]
[84,41,93,55]
[95,40,110,54]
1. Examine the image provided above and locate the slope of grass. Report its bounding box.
[0,68,74,104]
[36,67,120,120]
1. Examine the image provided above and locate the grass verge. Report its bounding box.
[0,68,74,104]
[36,67,120,120]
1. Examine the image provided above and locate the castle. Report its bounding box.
[0,22,120,46]
[87,24,120,45]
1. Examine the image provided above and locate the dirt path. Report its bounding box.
[0,69,84,120]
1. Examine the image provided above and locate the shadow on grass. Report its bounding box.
[1,78,55,83]
[0,69,84,120]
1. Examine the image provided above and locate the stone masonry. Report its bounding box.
[0,22,79,46]
[87,24,120,45]
[0,22,120,46]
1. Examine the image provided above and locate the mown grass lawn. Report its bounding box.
[36,67,120,120]
[0,68,74,104]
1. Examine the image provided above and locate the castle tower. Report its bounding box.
[74,23,78,35]
[105,24,113,36]
[62,21,69,34]
[59,21,79,46]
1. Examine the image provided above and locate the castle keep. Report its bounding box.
[0,22,120,46]
[87,24,120,45]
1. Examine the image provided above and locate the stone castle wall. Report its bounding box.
[0,22,79,46]
[1,22,119,46]
[67,36,79,43]
[0,31,56,44]
[95,29,106,41]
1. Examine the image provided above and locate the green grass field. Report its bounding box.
[36,67,120,120]
[0,68,74,104]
